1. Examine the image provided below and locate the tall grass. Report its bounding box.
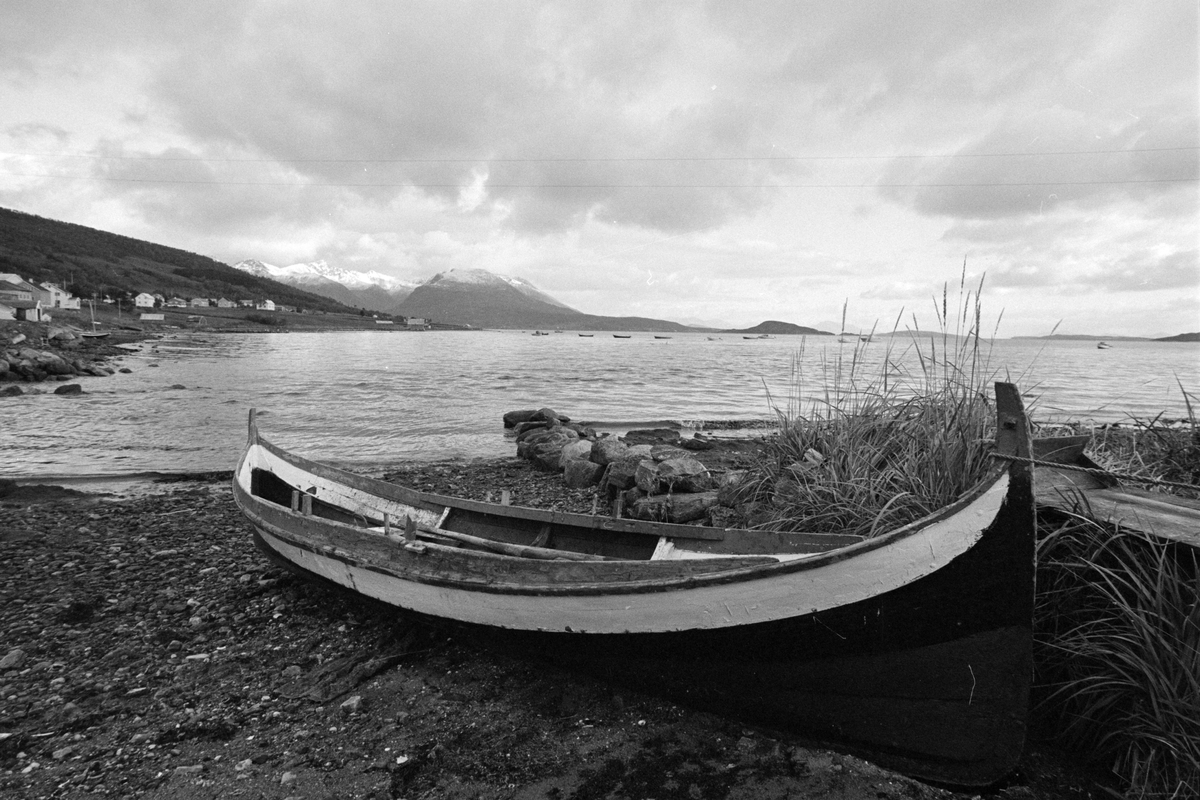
[740,277,1004,538]
[1035,513,1200,799]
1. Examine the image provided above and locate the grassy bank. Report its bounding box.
[739,284,1199,798]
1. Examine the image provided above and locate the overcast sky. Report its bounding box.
[2,1,1197,336]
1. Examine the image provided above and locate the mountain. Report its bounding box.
[722,320,833,336]
[231,259,419,312]
[394,268,694,331]
[0,207,353,313]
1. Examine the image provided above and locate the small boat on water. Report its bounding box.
[532,330,550,336]
[82,299,110,339]
[613,334,631,339]
[578,334,593,337]
[1096,341,1112,349]
[233,383,1035,786]
[654,335,672,339]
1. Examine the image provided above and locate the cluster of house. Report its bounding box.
[0,273,80,322]
[132,293,286,312]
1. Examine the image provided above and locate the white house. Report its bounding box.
[0,274,35,302]
[165,297,187,308]
[35,282,80,309]
[255,300,276,311]
[190,297,211,307]
[134,292,156,308]
[216,297,237,308]
[406,317,428,328]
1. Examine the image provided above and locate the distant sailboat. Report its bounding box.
[81,299,110,339]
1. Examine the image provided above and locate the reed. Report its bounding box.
[743,277,1002,538]
[1035,513,1200,799]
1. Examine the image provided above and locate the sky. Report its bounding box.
[1,1,1197,337]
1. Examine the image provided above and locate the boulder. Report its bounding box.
[519,428,580,472]
[630,491,720,524]
[47,327,75,341]
[532,407,569,424]
[0,384,22,397]
[563,458,605,489]
[505,407,571,428]
[514,420,554,437]
[634,456,712,494]
[598,457,644,495]
[624,444,654,461]
[680,434,714,451]
[590,438,628,466]
[623,428,681,446]
[559,440,593,466]
[54,383,84,396]
[503,409,539,428]
[650,444,690,462]
[656,456,714,493]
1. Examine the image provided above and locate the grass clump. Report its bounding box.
[738,279,1003,538]
[1035,514,1200,799]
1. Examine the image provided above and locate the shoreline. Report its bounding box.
[1,473,1094,800]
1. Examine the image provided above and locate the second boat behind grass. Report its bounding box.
[232,383,1035,787]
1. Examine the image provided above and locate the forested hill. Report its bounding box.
[0,208,352,312]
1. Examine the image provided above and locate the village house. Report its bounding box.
[238,299,255,308]
[165,297,188,308]
[255,299,276,311]
[35,282,81,310]
[134,292,156,309]
[0,274,48,321]
[215,297,237,308]
[190,297,211,308]
[406,317,428,328]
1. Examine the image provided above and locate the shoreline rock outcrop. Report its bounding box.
[506,407,750,526]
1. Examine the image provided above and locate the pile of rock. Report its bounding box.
[505,408,744,526]
[1,328,124,392]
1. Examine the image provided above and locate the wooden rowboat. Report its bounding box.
[232,383,1034,786]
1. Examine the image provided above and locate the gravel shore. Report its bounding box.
[1,464,1086,799]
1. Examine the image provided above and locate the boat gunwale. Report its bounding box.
[233,426,1013,596]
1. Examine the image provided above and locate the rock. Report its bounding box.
[655,456,714,493]
[532,407,569,424]
[48,327,75,341]
[623,428,680,446]
[282,665,302,679]
[52,746,75,760]
[590,438,628,466]
[624,444,653,461]
[119,367,132,374]
[503,409,539,428]
[0,385,23,397]
[600,457,647,494]
[563,458,605,489]
[630,491,719,524]
[174,765,204,777]
[280,770,298,786]
[558,440,593,466]
[513,420,553,437]
[681,434,714,451]
[340,695,364,715]
[650,444,690,462]
[634,460,663,494]
[517,428,580,472]
[0,648,27,670]
[53,383,83,395]
[0,358,7,376]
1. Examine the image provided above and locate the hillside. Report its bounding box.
[722,320,833,336]
[393,269,694,331]
[0,208,354,313]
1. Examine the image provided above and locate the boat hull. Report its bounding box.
[233,383,1034,786]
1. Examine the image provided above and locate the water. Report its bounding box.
[3,330,1196,480]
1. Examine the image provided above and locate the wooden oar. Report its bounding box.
[406,517,617,561]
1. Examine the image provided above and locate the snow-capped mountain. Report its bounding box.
[232,259,419,312]
[419,268,575,310]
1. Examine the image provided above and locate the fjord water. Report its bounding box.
[4,330,1197,480]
